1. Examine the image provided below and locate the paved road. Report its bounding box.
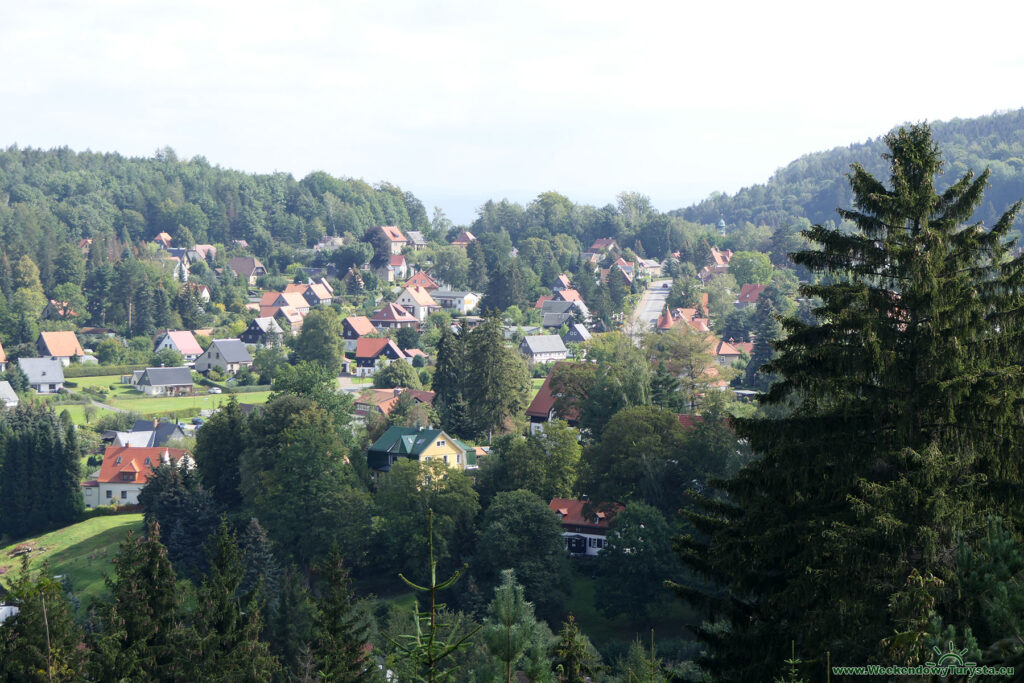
[630,278,672,336]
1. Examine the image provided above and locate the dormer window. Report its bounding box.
[144,458,151,465]
[115,456,122,465]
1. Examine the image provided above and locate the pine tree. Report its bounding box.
[463,315,530,440]
[310,549,377,681]
[89,522,182,682]
[551,615,600,683]
[0,558,87,682]
[743,297,782,391]
[181,520,279,681]
[675,124,1024,677]
[480,570,540,683]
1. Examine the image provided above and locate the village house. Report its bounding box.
[352,387,436,423]
[195,339,253,375]
[113,419,185,448]
[17,358,65,394]
[735,283,767,308]
[403,271,440,290]
[699,247,733,282]
[228,256,267,286]
[153,232,173,249]
[36,331,85,366]
[431,290,481,314]
[0,381,18,408]
[41,299,80,321]
[550,274,572,292]
[260,291,311,315]
[520,335,569,363]
[549,498,623,556]
[562,323,592,346]
[135,367,194,396]
[406,230,427,250]
[354,338,407,377]
[526,362,578,435]
[451,230,476,248]
[378,254,409,282]
[396,286,441,322]
[585,238,619,255]
[263,306,304,333]
[81,446,193,508]
[284,281,333,307]
[239,317,284,347]
[379,225,407,255]
[371,302,419,330]
[154,330,204,362]
[342,315,377,353]
[366,426,474,476]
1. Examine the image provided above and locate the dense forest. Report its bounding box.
[681,108,1024,232]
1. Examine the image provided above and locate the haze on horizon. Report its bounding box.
[3,0,1023,224]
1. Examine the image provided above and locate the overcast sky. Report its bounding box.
[3,0,1023,224]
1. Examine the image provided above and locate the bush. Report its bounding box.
[63,381,78,388]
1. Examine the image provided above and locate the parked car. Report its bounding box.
[209,387,222,394]
[192,417,205,426]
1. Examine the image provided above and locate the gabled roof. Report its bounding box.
[248,317,284,335]
[38,331,85,358]
[369,426,454,457]
[526,361,577,420]
[355,337,405,360]
[548,498,623,529]
[677,414,705,430]
[158,330,203,357]
[587,238,618,252]
[355,388,436,416]
[406,230,427,246]
[0,381,17,405]
[371,303,418,324]
[97,446,190,485]
[389,254,407,267]
[138,367,193,387]
[556,289,584,304]
[208,339,252,363]
[128,420,184,447]
[344,316,376,337]
[154,231,173,246]
[401,286,438,308]
[737,283,767,304]
[521,335,568,355]
[535,295,554,309]
[451,230,476,246]
[18,358,65,385]
[565,323,592,342]
[379,225,407,243]
[553,274,572,290]
[715,340,742,357]
[404,271,440,290]
[228,256,265,277]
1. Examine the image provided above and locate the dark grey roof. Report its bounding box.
[209,339,252,363]
[542,312,573,328]
[565,323,592,342]
[520,335,568,355]
[17,358,65,385]
[541,300,575,314]
[129,419,184,447]
[139,367,193,387]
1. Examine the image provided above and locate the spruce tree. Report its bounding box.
[480,570,540,683]
[89,522,182,682]
[194,395,246,509]
[676,124,1024,676]
[310,549,376,681]
[463,315,531,440]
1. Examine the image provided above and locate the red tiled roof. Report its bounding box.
[344,316,376,337]
[557,289,583,303]
[97,446,190,485]
[355,337,404,360]
[404,271,439,290]
[677,414,705,430]
[451,230,476,246]
[588,238,617,251]
[737,283,767,303]
[526,362,579,420]
[389,254,407,267]
[38,331,85,358]
[535,295,554,309]
[548,497,623,529]
[371,302,418,323]
[716,340,741,357]
[657,308,674,330]
[380,225,407,243]
[401,286,438,308]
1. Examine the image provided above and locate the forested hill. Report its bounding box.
[680,109,1024,230]
[0,146,428,265]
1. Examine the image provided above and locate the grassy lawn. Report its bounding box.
[70,374,128,390]
[529,377,545,402]
[0,514,144,608]
[103,390,274,419]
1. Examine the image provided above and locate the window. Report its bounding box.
[457,453,462,464]
[120,473,134,481]
[144,458,151,465]
[437,440,446,447]
[121,491,128,499]
[115,456,122,465]
[106,490,112,499]
[443,455,449,465]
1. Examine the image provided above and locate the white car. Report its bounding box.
[208,387,222,394]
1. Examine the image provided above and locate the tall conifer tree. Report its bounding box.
[676,124,1024,677]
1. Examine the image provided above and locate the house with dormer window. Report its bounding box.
[81,446,193,508]
[548,498,623,556]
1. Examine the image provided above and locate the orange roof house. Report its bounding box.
[736,283,767,307]
[81,446,193,508]
[404,271,440,290]
[371,302,419,329]
[36,331,85,363]
[451,230,476,247]
[153,232,173,248]
[379,225,407,254]
[549,497,624,556]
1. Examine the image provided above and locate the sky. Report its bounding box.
[3,0,1024,224]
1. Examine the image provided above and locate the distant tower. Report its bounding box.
[717,219,727,236]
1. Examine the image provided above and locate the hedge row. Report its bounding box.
[64,364,146,378]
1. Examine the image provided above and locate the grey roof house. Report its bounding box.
[519,335,569,362]
[563,323,592,345]
[0,381,19,407]
[195,339,253,374]
[239,317,283,347]
[17,358,65,394]
[136,367,194,396]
